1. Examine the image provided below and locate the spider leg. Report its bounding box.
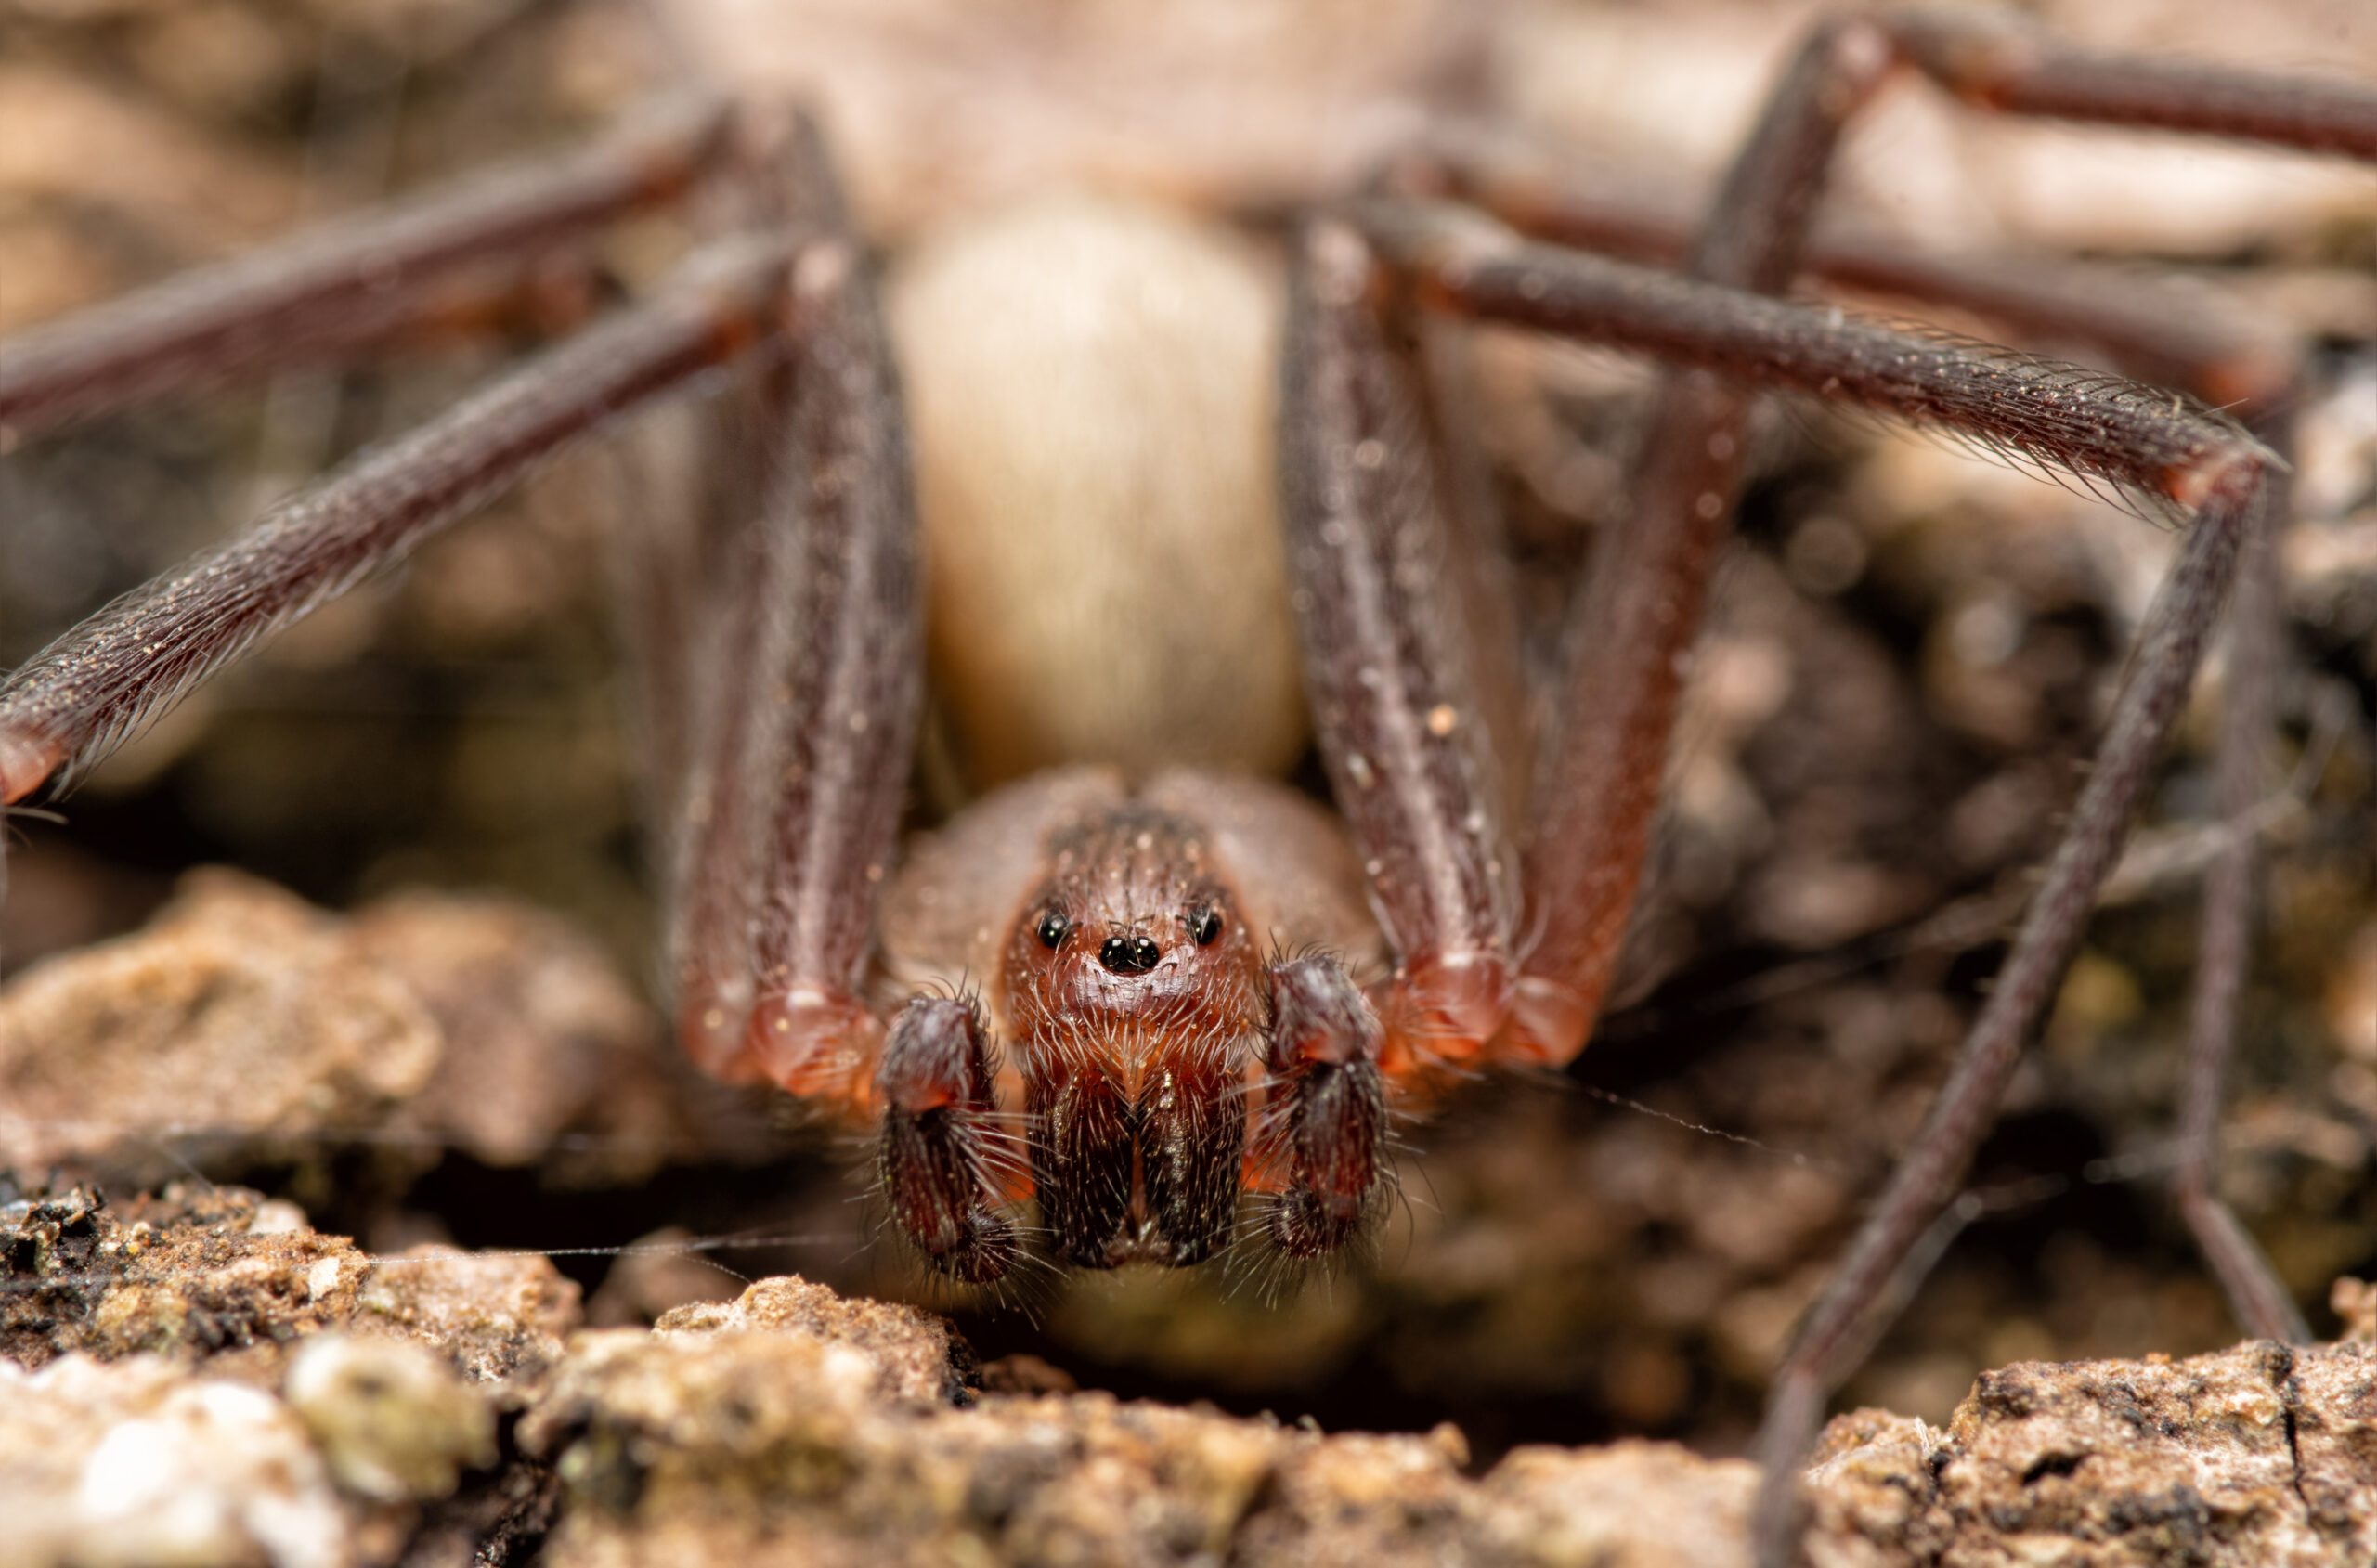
[1885,8,2377,159]
[877,994,1019,1284]
[1252,953,1388,1259]
[1408,102,2324,1353]
[0,231,799,806]
[1403,14,2371,1561]
[1481,16,1900,1065]
[1641,20,2375,1559]
[2176,461,2308,1344]
[0,93,736,440]
[1381,209,2274,1556]
[646,113,922,1119]
[1277,220,1522,1090]
[710,227,923,1107]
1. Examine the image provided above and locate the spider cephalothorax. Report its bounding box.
[870,770,1390,1283]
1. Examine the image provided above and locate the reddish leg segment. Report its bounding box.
[1502,13,1896,1066]
[663,123,923,1108]
[732,235,924,1104]
[1278,222,1521,1082]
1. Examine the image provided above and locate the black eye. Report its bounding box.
[1035,910,1072,949]
[1187,907,1223,946]
[1098,935,1162,976]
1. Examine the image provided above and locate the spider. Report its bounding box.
[1,4,2373,1562]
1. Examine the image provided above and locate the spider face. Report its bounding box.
[1003,806,1260,1269]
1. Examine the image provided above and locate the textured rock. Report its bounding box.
[652,1275,975,1408]
[0,872,440,1182]
[0,871,752,1190]
[346,889,713,1179]
[521,1314,2377,1568]
[0,1184,578,1387]
[7,1184,2377,1565]
[1810,1340,2377,1566]
[2,1353,366,1568]
[284,1333,498,1504]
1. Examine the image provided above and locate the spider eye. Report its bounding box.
[1035,910,1072,949]
[1187,907,1223,946]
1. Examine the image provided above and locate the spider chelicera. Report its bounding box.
[1,9,2371,1562]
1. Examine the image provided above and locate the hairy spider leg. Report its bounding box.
[1278,224,1522,1092]
[1403,55,2332,1363]
[0,229,800,809]
[1361,13,2372,1562]
[0,93,738,442]
[1416,19,2332,1365]
[660,129,923,1107]
[1625,19,2374,1562]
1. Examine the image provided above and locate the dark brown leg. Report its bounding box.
[727,229,923,1105]
[2174,436,2312,1346]
[1359,209,2258,500]
[877,994,1020,1283]
[1411,106,2326,1354]
[1524,14,2375,1561]
[666,361,798,1082]
[1396,133,2297,411]
[0,233,798,807]
[1884,9,2377,158]
[1277,220,1522,1082]
[1354,189,2282,1568]
[1492,15,1898,1063]
[0,94,734,440]
[1751,463,2256,1562]
[1255,954,1388,1257]
[660,111,904,1087]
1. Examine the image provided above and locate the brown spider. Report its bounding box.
[2,6,2373,1562]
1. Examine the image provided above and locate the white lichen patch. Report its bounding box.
[284,1334,496,1504]
[3,1354,355,1568]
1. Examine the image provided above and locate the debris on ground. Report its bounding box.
[5,1186,2372,1566]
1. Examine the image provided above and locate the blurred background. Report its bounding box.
[3,0,2375,1464]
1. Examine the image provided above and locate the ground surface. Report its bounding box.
[6,1181,2377,1566]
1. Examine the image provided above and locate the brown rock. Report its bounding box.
[0,872,439,1183]
[1812,1339,2377,1565]
[0,870,759,1192]
[349,889,719,1180]
[8,1181,2377,1566]
[0,1183,578,1388]
[654,1276,973,1408]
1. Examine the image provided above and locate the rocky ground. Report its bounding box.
[6,1181,2376,1567]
